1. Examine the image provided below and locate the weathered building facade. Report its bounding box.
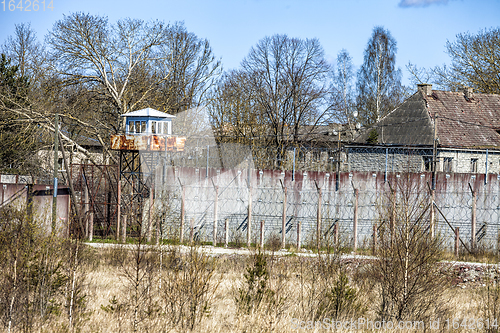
[349,84,500,174]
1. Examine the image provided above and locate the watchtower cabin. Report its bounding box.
[111,107,185,152]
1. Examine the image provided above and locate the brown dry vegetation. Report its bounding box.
[3,200,500,333]
[1,243,499,332]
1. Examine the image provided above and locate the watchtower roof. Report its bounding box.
[121,108,175,119]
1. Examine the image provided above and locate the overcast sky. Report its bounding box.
[0,0,499,87]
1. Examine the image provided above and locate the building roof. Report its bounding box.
[121,108,175,119]
[354,85,500,149]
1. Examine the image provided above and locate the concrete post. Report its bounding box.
[180,185,185,243]
[121,215,127,243]
[390,189,396,243]
[84,182,89,238]
[116,180,121,241]
[190,218,194,244]
[317,187,322,251]
[455,227,460,257]
[89,212,94,242]
[353,188,359,252]
[282,186,287,249]
[147,188,154,243]
[472,190,477,251]
[430,189,435,238]
[334,223,339,245]
[225,218,229,248]
[247,186,252,247]
[372,223,377,255]
[296,221,301,251]
[260,220,265,249]
[213,186,218,247]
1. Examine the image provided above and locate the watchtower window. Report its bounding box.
[151,121,157,134]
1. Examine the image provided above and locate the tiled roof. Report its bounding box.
[430,91,500,148]
[354,88,500,149]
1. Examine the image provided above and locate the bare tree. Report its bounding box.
[329,49,357,139]
[47,14,221,123]
[227,35,330,159]
[356,26,403,125]
[208,70,268,144]
[373,175,451,322]
[432,28,500,94]
[2,23,49,86]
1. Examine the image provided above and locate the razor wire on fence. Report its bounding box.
[152,167,500,253]
[84,142,500,253]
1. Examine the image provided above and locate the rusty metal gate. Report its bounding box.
[70,164,119,238]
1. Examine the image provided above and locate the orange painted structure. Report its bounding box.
[110,135,186,152]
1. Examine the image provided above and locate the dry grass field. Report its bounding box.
[2,202,500,332]
[6,242,499,333]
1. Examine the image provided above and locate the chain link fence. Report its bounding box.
[118,144,500,253]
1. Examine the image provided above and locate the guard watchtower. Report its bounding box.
[110,108,186,235]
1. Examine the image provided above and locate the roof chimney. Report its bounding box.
[463,87,473,100]
[417,83,432,96]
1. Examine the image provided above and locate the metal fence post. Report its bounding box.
[455,227,460,257]
[372,223,377,255]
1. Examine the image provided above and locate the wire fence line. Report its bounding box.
[150,164,500,253]
[59,143,500,251]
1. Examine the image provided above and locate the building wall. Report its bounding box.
[347,147,430,173]
[346,147,500,174]
[0,182,70,237]
[438,149,500,174]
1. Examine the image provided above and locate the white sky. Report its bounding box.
[0,0,499,86]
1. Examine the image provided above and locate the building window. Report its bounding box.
[298,151,306,163]
[139,121,146,133]
[471,158,478,173]
[158,122,163,134]
[151,121,157,134]
[312,150,321,162]
[423,156,432,172]
[443,157,453,173]
[128,121,135,133]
